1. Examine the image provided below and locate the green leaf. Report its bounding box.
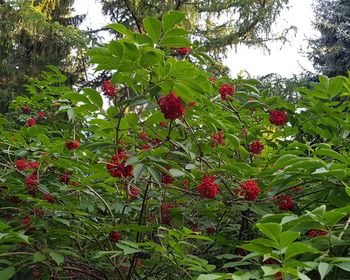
[34,252,46,262]
[162,11,186,34]
[106,107,120,118]
[318,262,333,280]
[133,163,145,183]
[143,17,162,43]
[147,166,162,186]
[226,134,240,149]
[169,168,185,177]
[336,262,350,272]
[325,208,350,227]
[93,251,122,259]
[197,274,227,280]
[0,266,15,280]
[49,251,65,265]
[159,36,191,48]
[116,241,140,255]
[107,23,133,37]
[285,242,318,260]
[256,223,281,243]
[83,88,103,108]
[314,149,347,163]
[140,51,162,67]
[280,231,300,248]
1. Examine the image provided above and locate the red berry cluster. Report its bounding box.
[269,110,287,126]
[22,105,31,114]
[102,80,117,97]
[161,167,174,185]
[65,140,80,150]
[159,121,167,128]
[109,230,122,242]
[15,159,39,171]
[196,176,220,199]
[26,117,36,127]
[177,47,191,55]
[211,131,225,147]
[59,171,71,184]
[37,111,46,118]
[264,258,279,265]
[206,226,216,235]
[25,173,39,195]
[307,229,328,237]
[138,131,163,150]
[274,195,294,211]
[249,140,264,155]
[239,179,261,201]
[22,216,32,226]
[161,203,175,225]
[158,91,185,120]
[34,207,43,217]
[128,186,140,199]
[106,150,133,178]
[43,193,55,203]
[219,83,234,100]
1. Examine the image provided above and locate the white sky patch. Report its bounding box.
[73,0,317,78]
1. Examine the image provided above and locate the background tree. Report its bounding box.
[0,0,86,113]
[99,0,292,53]
[308,0,350,77]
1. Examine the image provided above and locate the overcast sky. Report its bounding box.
[74,0,317,78]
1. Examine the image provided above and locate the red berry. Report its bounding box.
[135,259,142,267]
[307,229,328,237]
[139,131,148,141]
[70,181,78,187]
[274,195,294,211]
[269,110,287,126]
[161,203,175,225]
[43,193,55,203]
[33,271,41,279]
[22,216,32,226]
[206,226,216,235]
[102,80,117,97]
[274,272,283,280]
[106,153,133,178]
[65,140,80,150]
[239,179,260,201]
[22,105,31,114]
[159,121,167,128]
[158,91,185,120]
[109,230,121,242]
[25,173,39,188]
[177,47,191,55]
[15,159,27,171]
[59,171,71,184]
[34,208,43,217]
[219,83,234,100]
[249,140,264,155]
[197,176,220,199]
[128,186,140,199]
[28,161,39,169]
[188,101,196,107]
[211,130,225,147]
[26,117,36,127]
[37,111,46,118]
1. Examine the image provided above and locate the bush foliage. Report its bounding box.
[0,11,350,280]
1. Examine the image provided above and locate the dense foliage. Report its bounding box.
[308,0,350,77]
[0,0,86,113]
[1,11,350,280]
[99,0,292,53]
